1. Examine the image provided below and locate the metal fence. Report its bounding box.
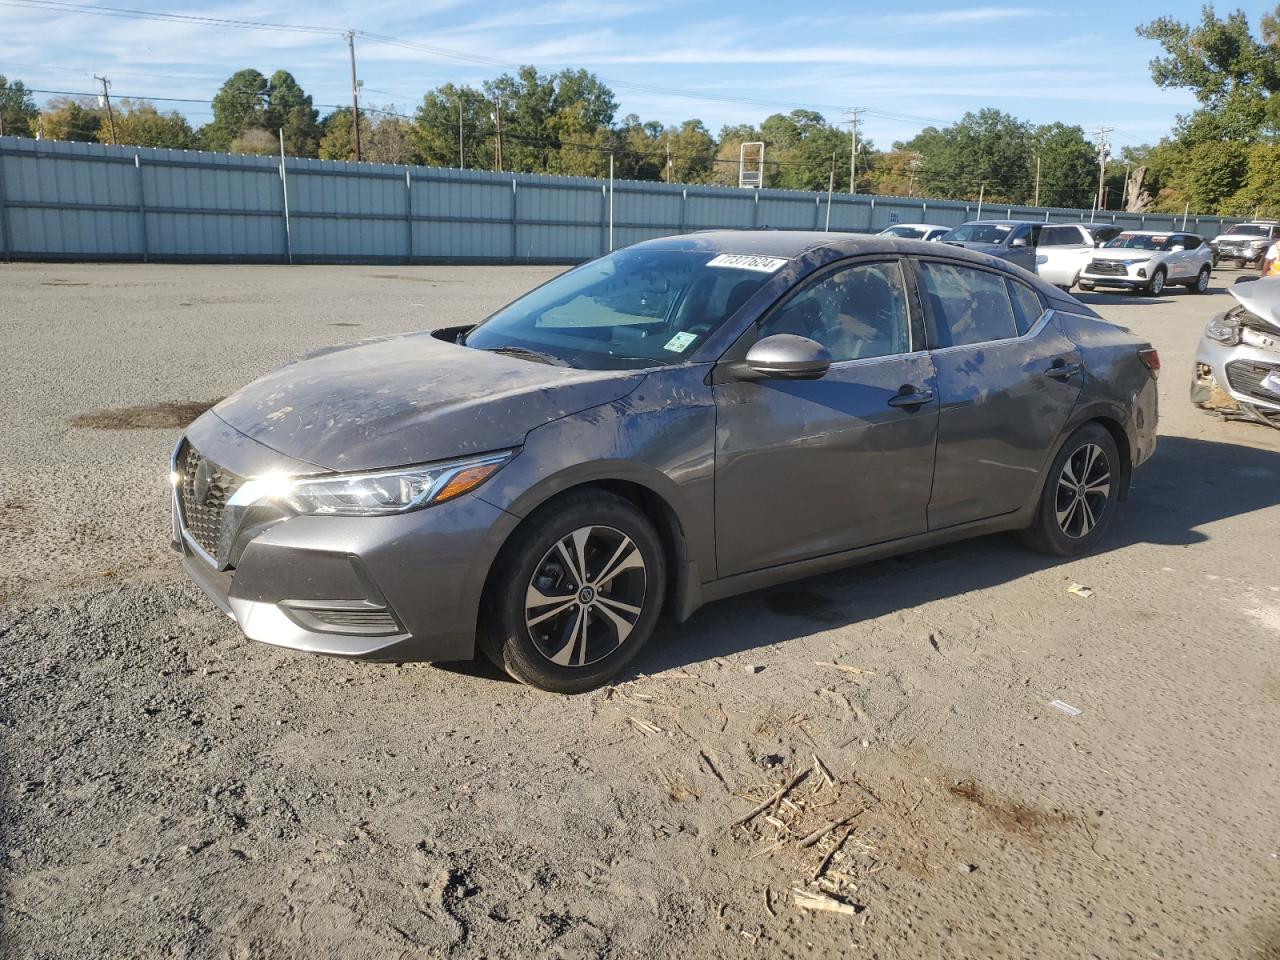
[0,135,1242,264]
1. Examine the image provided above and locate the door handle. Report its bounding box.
[1044,361,1081,380]
[887,387,934,408]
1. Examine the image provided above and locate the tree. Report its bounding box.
[1030,123,1096,208]
[109,100,198,149]
[660,119,715,184]
[364,111,414,165]
[1138,7,1280,144]
[202,69,269,152]
[266,70,321,157]
[318,108,369,161]
[903,109,1035,202]
[758,110,855,192]
[614,115,664,180]
[709,123,762,186]
[1224,143,1280,216]
[482,66,618,174]
[410,84,494,169]
[1182,140,1250,211]
[230,127,278,156]
[0,74,38,138]
[40,97,104,142]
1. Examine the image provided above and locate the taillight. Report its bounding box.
[1138,347,1160,379]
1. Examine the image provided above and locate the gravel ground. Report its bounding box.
[2,262,1279,960]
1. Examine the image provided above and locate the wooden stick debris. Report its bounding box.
[699,749,729,791]
[726,769,809,829]
[627,716,662,735]
[815,661,877,677]
[812,826,855,881]
[798,809,864,848]
[812,753,836,788]
[792,888,864,916]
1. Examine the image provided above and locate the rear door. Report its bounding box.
[914,259,1083,529]
[1036,225,1091,286]
[712,257,939,576]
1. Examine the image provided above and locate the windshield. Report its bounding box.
[1227,225,1268,237]
[1104,233,1172,251]
[464,248,781,369]
[942,223,1013,244]
[881,225,928,239]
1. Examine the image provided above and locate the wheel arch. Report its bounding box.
[480,469,703,626]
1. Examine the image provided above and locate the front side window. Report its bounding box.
[759,260,911,362]
[1041,226,1084,247]
[464,248,780,369]
[916,261,1019,348]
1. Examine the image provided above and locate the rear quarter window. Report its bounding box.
[917,261,1020,348]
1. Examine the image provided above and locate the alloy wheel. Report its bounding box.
[1054,443,1111,539]
[524,525,648,667]
[1197,267,1210,292]
[1149,270,1165,295]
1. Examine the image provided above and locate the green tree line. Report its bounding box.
[3,6,1278,215]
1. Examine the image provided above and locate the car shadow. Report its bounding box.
[632,434,1280,677]
[1073,289,1194,307]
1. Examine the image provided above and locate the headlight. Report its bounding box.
[236,451,514,517]
[1205,313,1242,346]
[1122,257,1151,266]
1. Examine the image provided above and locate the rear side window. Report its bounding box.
[1180,234,1202,249]
[917,261,1019,348]
[1006,280,1045,334]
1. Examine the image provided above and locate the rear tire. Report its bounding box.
[479,491,666,693]
[1021,423,1121,557]
[1188,265,1210,293]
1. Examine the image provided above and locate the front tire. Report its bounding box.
[1022,424,1121,557]
[479,491,666,693]
[1145,268,1166,296]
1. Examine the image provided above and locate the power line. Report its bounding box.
[0,0,960,128]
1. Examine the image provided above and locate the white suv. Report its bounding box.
[1079,230,1213,296]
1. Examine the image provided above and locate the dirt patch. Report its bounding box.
[71,400,220,430]
[948,778,1077,839]
[328,322,362,327]
[40,279,90,287]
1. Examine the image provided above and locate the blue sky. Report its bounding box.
[0,1,1274,149]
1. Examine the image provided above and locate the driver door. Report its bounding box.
[712,258,940,577]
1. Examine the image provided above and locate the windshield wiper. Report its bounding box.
[481,345,573,367]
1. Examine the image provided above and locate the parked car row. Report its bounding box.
[879,218,1231,297]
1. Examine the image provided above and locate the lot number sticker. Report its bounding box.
[706,254,789,273]
[663,331,699,353]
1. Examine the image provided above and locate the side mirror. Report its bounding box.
[1010,237,1029,248]
[742,335,831,380]
[1170,245,1186,253]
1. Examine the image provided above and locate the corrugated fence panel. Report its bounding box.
[0,135,1247,264]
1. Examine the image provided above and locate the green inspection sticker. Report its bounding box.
[663,332,698,353]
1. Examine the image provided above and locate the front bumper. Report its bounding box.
[171,420,520,662]
[1214,244,1266,265]
[1080,265,1148,289]
[1191,332,1280,416]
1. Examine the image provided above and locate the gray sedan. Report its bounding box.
[171,232,1160,692]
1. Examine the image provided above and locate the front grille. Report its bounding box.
[1088,260,1129,276]
[1225,360,1280,403]
[177,441,243,559]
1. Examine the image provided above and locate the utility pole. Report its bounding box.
[94,75,116,145]
[844,108,862,194]
[665,144,672,184]
[1092,126,1113,211]
[492,98,503,172]
[824,150,836,232]
[458,94,465,169]
[346,32,362,161]
[1034,154,1041,208]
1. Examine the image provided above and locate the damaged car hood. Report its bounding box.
[210,330,646,472]
[1229,277,1280,332]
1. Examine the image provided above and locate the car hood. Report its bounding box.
[1228,276,1280,332]
[1089,249,1157,261]
[209,331,647,472]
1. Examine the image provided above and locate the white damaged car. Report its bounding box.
[1192,276,1280,429]
[1079,230,1213,296]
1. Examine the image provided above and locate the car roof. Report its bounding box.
[961,219,1039,226]
[882,222,949,229]
[630,229,1036,270]
[1112,229,1183,236]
